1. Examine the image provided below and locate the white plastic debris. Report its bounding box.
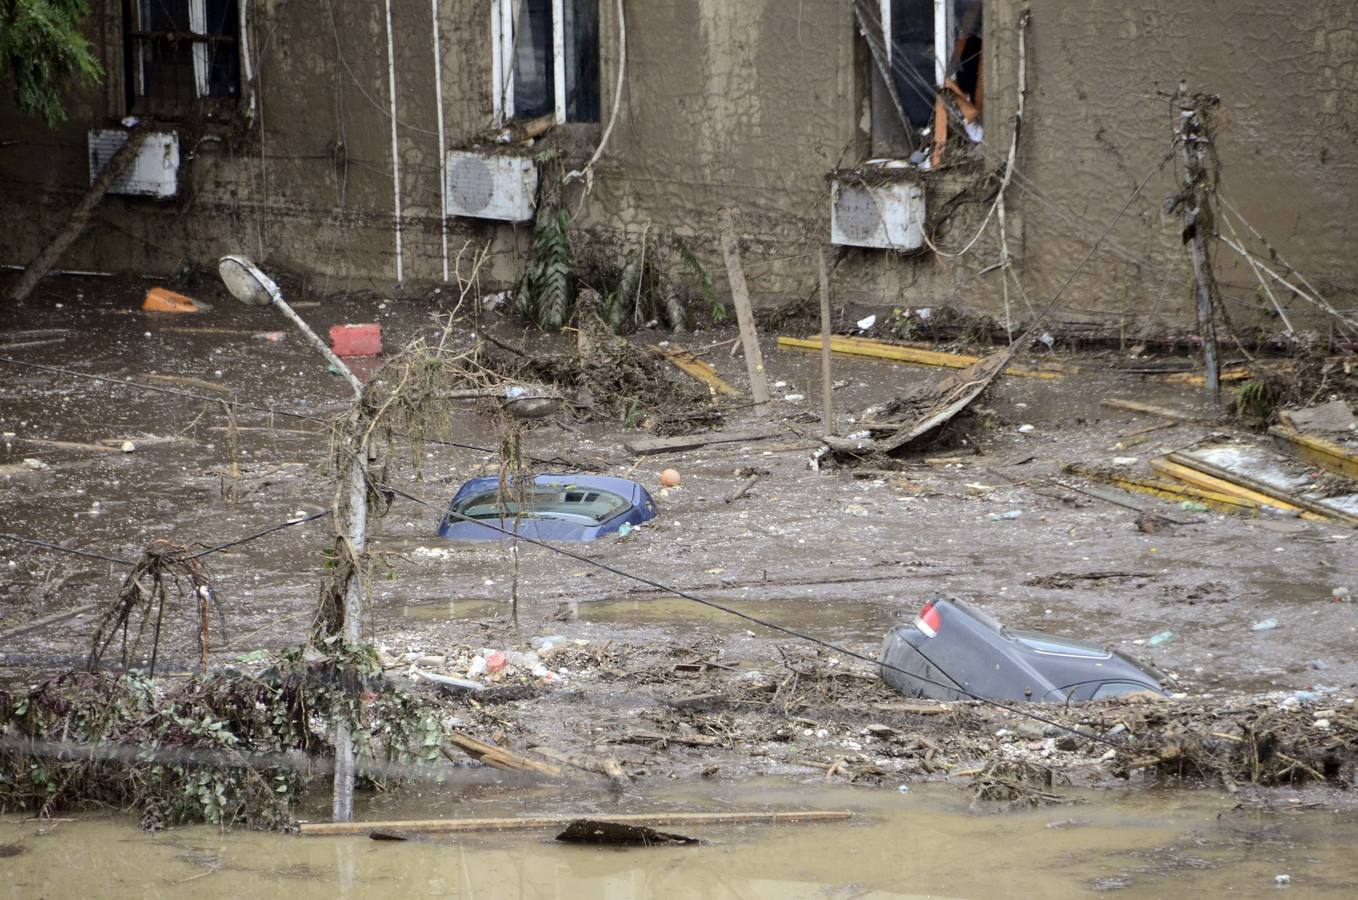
[856,314,877,331]
[1017,424,1036,434]
[120,440,136,453]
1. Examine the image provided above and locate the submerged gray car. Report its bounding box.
[879,598,1166,703]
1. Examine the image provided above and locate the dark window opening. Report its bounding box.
[864,0,983,158]
[503,0,599,124]
[126,0,240,115]
[564,0,599,122]
[511,0,554,120]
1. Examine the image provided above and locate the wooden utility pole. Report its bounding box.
[1177,89,1222,412]
[9,126,148,303]
[817,248,834,435]
[718,209,770,409]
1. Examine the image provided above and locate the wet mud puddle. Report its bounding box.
[4,782,1355,897]
[400,595,891,642]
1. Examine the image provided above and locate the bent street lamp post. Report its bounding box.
[217,255,367,822]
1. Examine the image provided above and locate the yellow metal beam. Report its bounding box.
[1149,457,1316,517]
[776,335,1064,380]
[1065,463,1264,515]
[1269,425,1358,480]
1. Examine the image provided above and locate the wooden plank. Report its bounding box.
[298,809,854,836]
[651,344,739,396]
[1158,364,1286,385]
[1269,425,1358,480]
[1150,457,1308,514]
[777,335,1062,380]
[1100,398,1200,422]
[1163,452,1357,526]
[443,732,562,777]
[719,209,770,407]
[624,428,780,456]
[1066,462,1265,515]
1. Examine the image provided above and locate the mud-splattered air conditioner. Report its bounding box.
[830,166,925,251]
[445,151,538,222]
[87,129,180,198]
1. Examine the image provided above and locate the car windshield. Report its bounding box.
[451,487,631,525]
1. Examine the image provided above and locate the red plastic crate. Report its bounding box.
[329,323,382,357]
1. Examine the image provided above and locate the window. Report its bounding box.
[856,0,983,159]
[492,0,600,125]
[127,0,241,114]
[451,487,630,525]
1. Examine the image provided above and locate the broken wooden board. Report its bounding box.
[1099,398,1201,422]
[1065,463,1267,515]
[1157,364,1269,385]
[442,733,562,777]
[1149,457,1320,520]
[875,348,1016,454]
[298,809,854,836]
[1269,425,1358,480]
[651,344,739,396]
[625,428,780,456]
[1164,444,1358,527]
[777,335,1064,380]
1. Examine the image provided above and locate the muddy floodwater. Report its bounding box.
[4,280,1358,896]
[4,782,1356,897]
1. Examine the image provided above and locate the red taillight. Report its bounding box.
[916,600,941,638]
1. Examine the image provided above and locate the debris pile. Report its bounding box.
[381,637,613,694]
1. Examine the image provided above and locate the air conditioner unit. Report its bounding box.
[446,151,538,222]
[830,166,925,251]
[88,129,179,198]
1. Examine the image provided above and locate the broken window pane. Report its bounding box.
[512,0,554,120]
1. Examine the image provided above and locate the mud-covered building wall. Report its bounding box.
[0,1,1353,336]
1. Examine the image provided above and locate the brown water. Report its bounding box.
[4,782,1356,897]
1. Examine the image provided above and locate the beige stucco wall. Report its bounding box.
[1,1,1353,335]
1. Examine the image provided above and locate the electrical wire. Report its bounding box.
[0,533,136,566]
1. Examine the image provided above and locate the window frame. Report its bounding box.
[491,0,593,127]
[125,0,246,119]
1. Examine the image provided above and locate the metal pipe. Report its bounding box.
[432,0,449,282]
[383,0,404,285]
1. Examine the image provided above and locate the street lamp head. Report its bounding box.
[502,383,562,420]
[218,255,279,307]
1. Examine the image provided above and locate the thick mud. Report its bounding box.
[2,278,1356,820]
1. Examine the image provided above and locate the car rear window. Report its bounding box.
[1012,632,1111,659]
[452,487,630,525]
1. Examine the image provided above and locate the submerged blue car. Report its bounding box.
[437,474,658,542]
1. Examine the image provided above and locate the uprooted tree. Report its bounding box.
[0,0,104,127]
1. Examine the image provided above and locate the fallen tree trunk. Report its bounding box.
[9,126,149,303]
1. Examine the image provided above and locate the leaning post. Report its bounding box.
[1177,88,1222,412]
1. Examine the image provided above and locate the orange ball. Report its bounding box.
[660,468,682,488]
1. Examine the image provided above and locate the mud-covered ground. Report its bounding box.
[2,276,1355,803]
